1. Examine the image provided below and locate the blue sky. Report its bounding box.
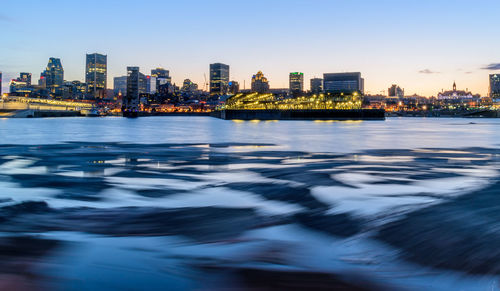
[1,0,499,96]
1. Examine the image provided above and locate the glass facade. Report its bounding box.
[289,72,304,94]
[490,74,500,99]
[41,58,64,97]
[323,72,363,94]
[86,53,107,99]
[210,63,229,95]
[125,67,140,112]
[310,78,323,94]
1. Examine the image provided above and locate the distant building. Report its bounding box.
[181,79,198,92]
[388,84,404,98]
[19,73,32,86]
[62,80,86,99]
[289,72,304,95]
[146,76,157,94]
[251,71,270,93]
[0,72,2,96]
[124,67,140,113]
[490,74,500,100]
[323,72,363,94]
[113,76,127,96]
[40,57,64,97]
[437,82,473,100]
[86,53,107,99]
[210,63,229,95]
[310,78,323,94]
[228,81,239,94]
[151,68,171,92]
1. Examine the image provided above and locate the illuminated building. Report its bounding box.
[289,72,304,95]
[388,84,404,98]
[490,74,500,100]
[62,80,87,99]
[210,63,229,95]
[0,72,2,96]
[86,53,107,99]
[181,79,198,92]
[310,78,323,94]
[40,57,64,97]
[146,76,157,94]
[228,81,239,94]
[251,71,270,93]
[113,76,127,96]
[323,72,364,95]
[437,82,473,100]
[124,67,140,115]
[151,68,171,91]
[20,73,32,86]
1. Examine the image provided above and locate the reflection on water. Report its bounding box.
[1,117,500,290]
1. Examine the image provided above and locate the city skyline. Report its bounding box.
[1,0,500,96]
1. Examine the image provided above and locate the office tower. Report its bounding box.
[323,72,363,94]
[0,72,2,96]
[146,76,157,94]
[181,79,198,92]
[289,72,304,95]
[124,67,140,115]
[19,73,32,86]
[228,81,239,94]
[41,57,64,97]
[388,84,404,98]
[490,74,500,99]
[151,68,171,91]
[209,63,229,95]
[113,76,127,96]
[86,53,107,99]
[251,71,270,93]
[310,78,323,94]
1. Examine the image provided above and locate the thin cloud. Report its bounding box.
[482,63,500,70]
[419,69,439,74]
[0,14,13,22]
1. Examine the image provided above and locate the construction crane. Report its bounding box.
[203,73,209,92]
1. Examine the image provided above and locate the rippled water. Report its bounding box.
[1,117,500,290]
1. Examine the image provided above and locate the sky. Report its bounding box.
[1,0,500,96]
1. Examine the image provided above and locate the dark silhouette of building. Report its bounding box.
[388,84,404,98]
[113,76,127,96]
[323,72,364,95]
[123,67,140,116]
[490,74,500,99]
[228,81,239,94]
[210,63,229,95]
[310,78,323,94]
[86,53,107,99]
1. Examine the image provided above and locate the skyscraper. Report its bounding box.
[86,53,107,99]
[123,67,140,117]
[289,72,304,95]
[228,81,239,94]
[151,68,171,91]
[209,63,229,95]
[41,58,64,97]
[323,72,364,95]
[490,74,500,99]
[0,72,2,96]
[19,73,32,86]
[310,78,323,94]
[113,76,127,96]
[388,84,404,98]
[251,71,270,93]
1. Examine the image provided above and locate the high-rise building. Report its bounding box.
[0,72,2,96]
[124,67,140,115]
[490,74,500,100]
[251,71,270,93]
[19,73,32,86]
[228,81,239,94]
[181,79,198,92]
[151,68,171,91]
[86,53,107,99]
[41,58,64,97]
[310,78,323,94]
[289,72,304,95]
[209,63,229,95]
[146,76,157,94]
[388,84,404,98]
[323,72,363,94]
[113,76,127,96]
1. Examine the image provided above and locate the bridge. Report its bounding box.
[0,96,94,117]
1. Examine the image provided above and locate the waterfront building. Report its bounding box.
[210,63,229,95]
[9,73,34,95]
[146,76,157,94]
[251,71,270,93]
[490,74,500,100]
[40,57,64,97]
[388,84,404,98]
[62,80,87,99]
[228,81,239,94]
[85,53,107,99]
[289,72,304,95]
[124,67,140,114]
[181,79,198,92]
[113,76,127,96]
[19,73,32,86]
[323,72,364,95]
[151,68,171,91]
[310,78,323,94]
[437,82,473,100]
